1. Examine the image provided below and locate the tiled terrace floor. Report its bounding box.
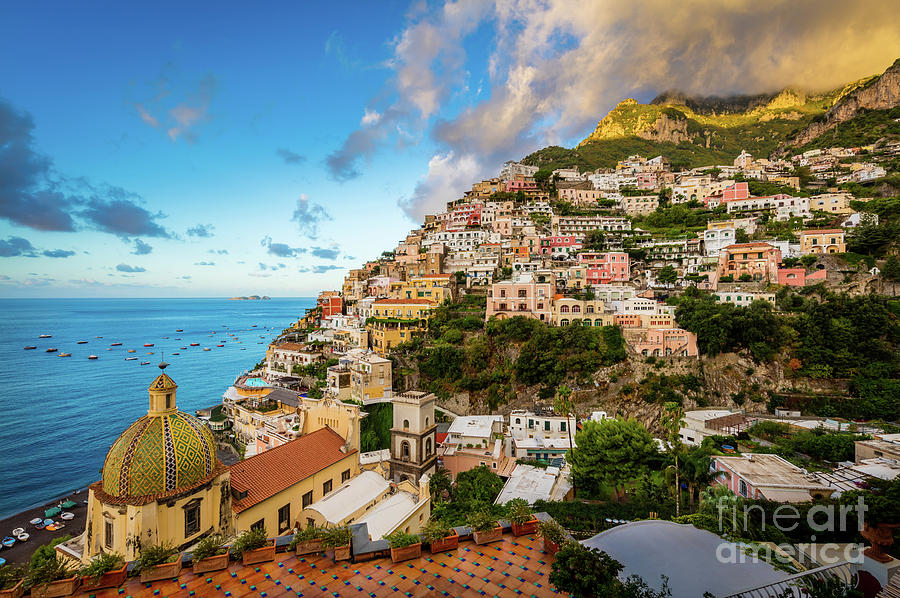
[81,533,566,598]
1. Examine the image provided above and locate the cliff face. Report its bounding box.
[787,59,900,148]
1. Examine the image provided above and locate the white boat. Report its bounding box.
[60,512,74,521]
[11,528,23,536]
[88,355,98,360]
[125,357,138,361]
[16,532,29,542]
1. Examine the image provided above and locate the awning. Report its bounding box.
[44,507,61,517]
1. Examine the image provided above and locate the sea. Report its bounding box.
[0,297,315,520]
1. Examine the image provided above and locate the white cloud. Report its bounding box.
[361,108,381,125]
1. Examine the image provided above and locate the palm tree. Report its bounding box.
[681,448,728,512]
[661,402,684,516]
[554,385,575,494]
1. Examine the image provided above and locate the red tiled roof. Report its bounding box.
[372,298,435,305]
[723,242,777,250]
[230,428,355,513]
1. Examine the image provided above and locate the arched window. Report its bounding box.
[403,419,409,429]
[560,319,569,326]
[560,305,570,313]
[572,305,581,313]
[401,441,410,459]
[426,438,432,455]
[425,417,429,427]
[595,319,603,326]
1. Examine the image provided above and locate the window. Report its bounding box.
[425,417,429,427]
[342,469,351,483]
[302,490,313,509]
[251,518,265,532]
[426,438,432,455]
[560,421,566,432]
[403,419,409,429]
[401,440,410,459]
[515,418,521,425]
[104,519,114,549]
[278,504,291,533]
[165,393,172,409]
[323,480,332,495]
[544,421,550,431]
[739,480,748,498]
[184,502,200,537]
[307,517,315,528]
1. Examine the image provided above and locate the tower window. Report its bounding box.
[403,419,409,429]
[166,393,172,409]
[184,503,200,537]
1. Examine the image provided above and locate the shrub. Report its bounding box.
[137,542,180,570]
[467,509,498,533]
[322,525,353,548]
[385,530,420,549]
[549,542,623,598]
[538,520,566,545]
[26,552,76,587]
[422,518,454,543]
[0,564,25,591]
[78,552,124,583]
[506,498,534,525]
[290,525,328,548]
[190,534,228,562]
[230,527,269,558]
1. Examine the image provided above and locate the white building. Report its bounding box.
[446,415,504,448]
[499,161,539,181]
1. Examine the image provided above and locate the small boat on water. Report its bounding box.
[143,343,154,347]
[88,355,98,360]
[127,349,135,353]
[190,342,200,346]
[39,334,52,338]
[203,348,211,351]
[171,352,180,355]
[110,342,122,346]
[46,348,58,353]
[95,336,103,338]
[125,357,138,361]
[76,340,88,344]
[176,329,183,332]
[174,337,181,340]
[146,351,154,355]
[180,347,187,350]
[140,361,150,365]
[216,344,224,347]
[58,352,71,357]
[24,346,37,350]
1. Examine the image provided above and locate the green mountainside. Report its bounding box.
[521,62,899,171]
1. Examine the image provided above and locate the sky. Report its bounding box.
[1,0,899,297]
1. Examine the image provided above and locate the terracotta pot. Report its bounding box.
[140,559,182,583]
[193,552,230,574]
[472,526,503,545]
[861,522,900,564]
[295,537,326,556]
[328,543,351,561]
[390,542,422,563]
[81,564,127,591]
[511,516,539,537]
[242,541,276,565]
[0,579,24,598]
[543,538,561,555]
[429,531,459,553]
[29,576,81,598]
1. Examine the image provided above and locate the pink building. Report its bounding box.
[633,328,699,357]
[557,188,604,205]
[540,236,582,257]
[636,172,658,190]
[712,243,782,286]
[579,252,630,283]
[705,182,750,207]
[486,275,552,321]
[777,268,827,287]
[448,203,482,229]
[317,291,344,318]
[712,454,831,502]
[506,178,538,193]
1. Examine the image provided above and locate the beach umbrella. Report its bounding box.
[44,507,60,518]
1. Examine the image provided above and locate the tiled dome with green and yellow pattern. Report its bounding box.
[101,368,217,499]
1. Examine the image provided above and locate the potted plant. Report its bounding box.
[851,478,900,563]
[0,564,25,598]
[25,553,79,598]
[290,525,328,556]
[538,519,566,555]
[322,525,353,561]
[385,531,422,563]
[422,518,458,553]
[506,498,539,536]
[78,552,126,591]
[191,534,230,574]
[231,528,275,565]
[137,542,182,583]
[467,509,502,545]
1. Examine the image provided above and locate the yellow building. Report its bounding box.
[551,297,607,326]
[350,352,393,402]
[800,229,846,254]
[393,273,455,304]
[367,298,435,355]
[72,364,232,563]
[230,427,359,535]
[809,193,854,215]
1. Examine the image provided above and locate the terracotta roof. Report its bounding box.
[723,242,777,250]
[230,428,356,513]
[372,298,435,305]
[801,229,843,234]
[274,342,308,352]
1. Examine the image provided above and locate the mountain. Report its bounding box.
[522,59,900,171]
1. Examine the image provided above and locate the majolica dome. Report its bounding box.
[101,365,217,498]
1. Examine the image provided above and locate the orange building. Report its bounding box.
[713,242,782,285]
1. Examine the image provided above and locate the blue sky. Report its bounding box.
[2,1,898,297]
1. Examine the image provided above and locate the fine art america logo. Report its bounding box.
[714,496,866,565]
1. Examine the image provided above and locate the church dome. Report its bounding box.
[100,365,218,499]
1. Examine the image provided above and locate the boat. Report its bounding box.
[162,336,169,339]
[15,532,28,542]
[39,334,52,338]
[29,518,41,526]
[110,342,122,346]
[127,349,135,353]
[146,351,154,355]
[143,343,154,347]
[88,355,98,360]
[58,352,71,357]
[203,348,211,351]
[140,361,150,365]
[1,537,14,548]
[176,329,183,332]
[125,357,138,361]
[76,340,88,344]
[11,528,23,536]
[171,352,180,355]
[190,343,200,346]
[95,336,103,338]
[46,348,58,353]
[24,346,36,350]
[180,347,187,350]
[60,512,74,521]
[216,344,224,347]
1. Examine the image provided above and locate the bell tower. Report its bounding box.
[389,391,437,484]
[148,361,178,416]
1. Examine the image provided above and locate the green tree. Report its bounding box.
[454,464,503,508]
[569,418,658,500]
[657,266,678,286]
[429,467,453,503]
[882,255,900,281]
[583,229,606,251]
[735,228,749,243]
[554,385,575,492]
[661,402,684,516]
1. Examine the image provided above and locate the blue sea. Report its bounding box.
[0,297,314,520]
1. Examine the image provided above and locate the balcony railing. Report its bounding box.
[722,561,855,598]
